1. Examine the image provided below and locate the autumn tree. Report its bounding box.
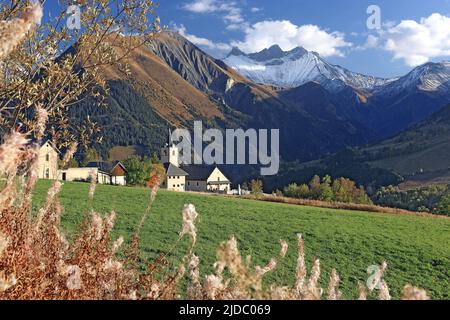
[124,156,152,186]
[436,194,450,216]
[147,162,165,189]
[319,175,334,202]
[250,179,263,196]
[309,175,322,199]
[0,0,160,151]
[283,175,372,205]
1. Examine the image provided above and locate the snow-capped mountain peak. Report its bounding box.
[379,61,450,94]
[223,45,393,92]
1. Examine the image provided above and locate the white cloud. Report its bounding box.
[358,34,379,50]
[182,0,217,13]
[183,0,245,25]
[250,7,261,13]
[231,20,352,57]
[226,22,250,31]
[173,24,231,51]
[360,13,450,67]
[382,13,450,66]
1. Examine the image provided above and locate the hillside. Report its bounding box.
[63,32,450,181]
[32,181,450,299]
[268,103,450,193]
[150,31,373,161]
[67,35,248,157]
[362,104,450,188]
[68,32,375,162]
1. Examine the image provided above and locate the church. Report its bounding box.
[160,133,231,193]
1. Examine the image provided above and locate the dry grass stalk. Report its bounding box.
[327,269,342,300]
[402,285,430,300]
[0,2,42,60]
[279,240,288,258]
[357,282,368,300]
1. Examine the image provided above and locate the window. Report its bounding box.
[218,177,220,181]
[188,182,190,186]
[46,154,50,162]
[173,185,176,188]
[177,176,180,179]
[197,182,199,186]
[45,168,50,179]
[172,150,176,156]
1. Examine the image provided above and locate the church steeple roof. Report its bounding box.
[168,128,175,147]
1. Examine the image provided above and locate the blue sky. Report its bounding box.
[43,0,450,78]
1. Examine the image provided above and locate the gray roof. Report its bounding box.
[181,165,215,180]
[181,165,229,181]
[86,161,126,174]
[164,163,189,176]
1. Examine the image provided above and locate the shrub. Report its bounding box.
[250,179,263,196]
[435,194,450,216]
[124,156,152,186]
[283,175,372,205]
[373,185,449,214]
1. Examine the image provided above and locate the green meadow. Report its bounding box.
[32,180,450,299]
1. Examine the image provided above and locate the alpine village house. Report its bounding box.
[38,140,127,186]
[38,138,232,193]
[160,134,232,193]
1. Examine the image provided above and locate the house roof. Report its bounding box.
[86,161,127,174]
[86,161,112,173]
[111,161,127,174]
[164,163,189,176]
[181,165,229,181]
[40,139,61,154]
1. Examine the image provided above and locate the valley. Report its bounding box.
[65,31,450,210]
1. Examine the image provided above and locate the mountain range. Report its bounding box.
[224,44,450,137]
[67,31,450,188]
[223,44,394,92]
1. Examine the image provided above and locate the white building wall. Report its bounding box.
[59,168,96,182]
[207,168,230,192]
[164,175,186,192]
[97,172,111,185]
[59,168,111,185]
[111,176,126,186]
[161,146,179,167]
[38,142,58,180]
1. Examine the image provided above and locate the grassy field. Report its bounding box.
[31,180,450,299]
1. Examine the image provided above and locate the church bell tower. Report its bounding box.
[160,129,180,167]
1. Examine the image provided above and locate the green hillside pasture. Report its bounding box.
[32,181,450,299]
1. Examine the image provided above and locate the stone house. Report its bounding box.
[38,140,59,180]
